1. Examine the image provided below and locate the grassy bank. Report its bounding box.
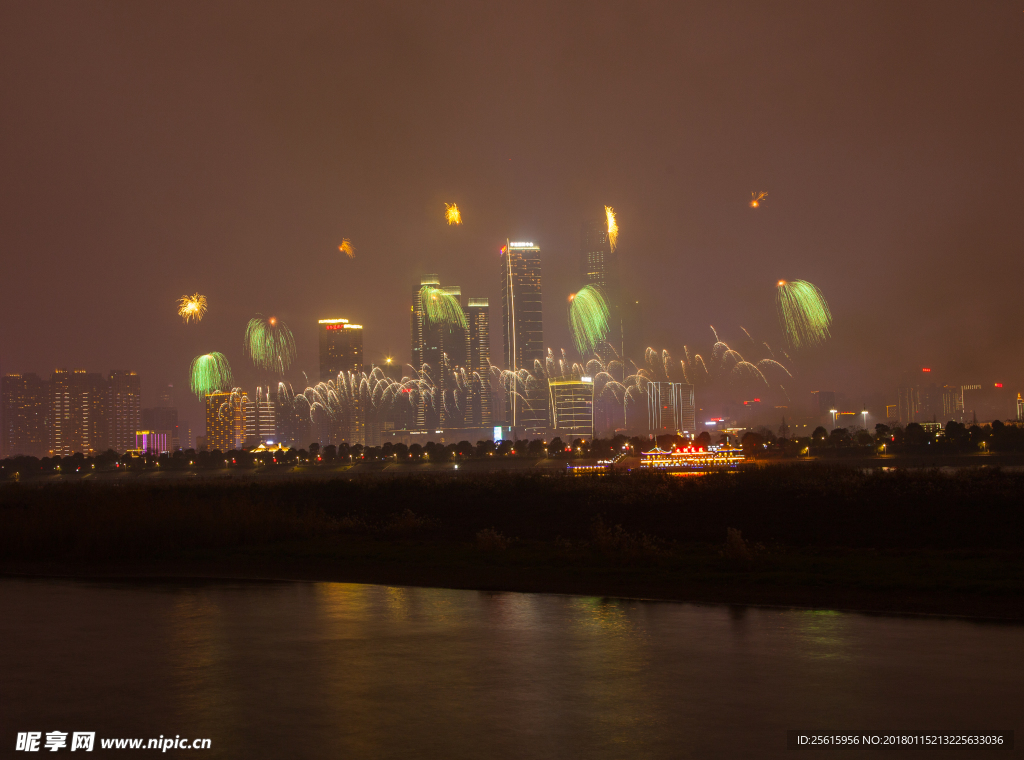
[2,466,1022,618]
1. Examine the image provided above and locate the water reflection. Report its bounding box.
[1,579,1021,760]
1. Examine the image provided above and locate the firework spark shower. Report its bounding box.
[776,280,832,349]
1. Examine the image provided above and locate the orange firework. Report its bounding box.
[445,203,462,225]
[750,191,768,208]
[338,239,355,258]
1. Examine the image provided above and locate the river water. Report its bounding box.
[1,578,1020,758]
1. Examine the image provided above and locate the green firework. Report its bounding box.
[776,280,832,349]
[245,315,297,372]
[419,286,467,329]
[568,285,610,357]
[190,352,233,399]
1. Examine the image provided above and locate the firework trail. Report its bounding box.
[750,191,767,208]
[419,285,468,329]
[776,279,832,349]
[177,294,207,324]
[189,352,233,399]
[338,239,355,258]
[604,206,619,252]
[245,315,297,373]
[568,286,610,357]
[445,203,462,225]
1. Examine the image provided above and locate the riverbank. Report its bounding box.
[2,466,1022,619]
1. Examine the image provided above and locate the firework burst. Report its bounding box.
[245,315,297,372]
[189,352,233,399]
[750,191,768,208]
[177,293,207,323]
[338,239,355,258]
[568,286,610,357]
[605,205,618,251]
[776,279,832,349]
[419,286,468,329]
[445,203,462,225]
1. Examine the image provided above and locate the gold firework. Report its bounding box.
[445,203,462,225]
[177,293,207,324]
[605,205,618,251]
[750,191,768,208]
[338,239,355,258]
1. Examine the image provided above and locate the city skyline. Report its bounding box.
[3,3,1023,428]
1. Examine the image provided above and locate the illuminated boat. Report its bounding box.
[639,443,745,471]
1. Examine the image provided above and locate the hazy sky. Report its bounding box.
[2,1,1022,422]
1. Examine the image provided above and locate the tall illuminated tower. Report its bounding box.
[500,240,547,436]
[466,298,491,427]
[318,318,364,445]
[411,276,485,430]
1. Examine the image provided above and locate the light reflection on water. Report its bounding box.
[1,578,1020,759]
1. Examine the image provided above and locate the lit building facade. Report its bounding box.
[1,373,48,458]
[500,240,547,437]
[549,378,594,440]
[142,406,179,452]
[109,370,141,453]
[466,297,492,427]
[318,318,364,445]
[647,382,696,437]
[205,391,245,451]
[135,430,169,454]
[244,389,276,445]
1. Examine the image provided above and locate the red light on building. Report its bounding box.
[995,383,1003,388]
[922,368,931,372]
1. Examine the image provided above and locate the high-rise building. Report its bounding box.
[1017,393,1024,422]
[411,277,488,431]
[1,373,48,458]
[109,370,141,453]
[579,219,620,360]
[205,391,245,451]
[647,382,696,437]
[466,297,491,427]
[244,389,276,445]
[49,369,88,456]
[500,240,547,436]
[318,318,364,445]
[84,372,109,453]
[886,404,898,422]
[549,378,594,440]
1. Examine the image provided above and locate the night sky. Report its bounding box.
[2,2,1022,424]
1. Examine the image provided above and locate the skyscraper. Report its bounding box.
[647,382,696,437]
[549,378,594,440]
[466,297,491,427]
[1,373,47,458]
[579,218,619,360]
[500,240,547,436]
[109,370,141,453]
[411,276,487,431]
[318,318,364,445]
[49,369,88,456]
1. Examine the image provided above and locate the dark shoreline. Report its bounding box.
[3,465,1023,621]
[4,548,1022,622]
